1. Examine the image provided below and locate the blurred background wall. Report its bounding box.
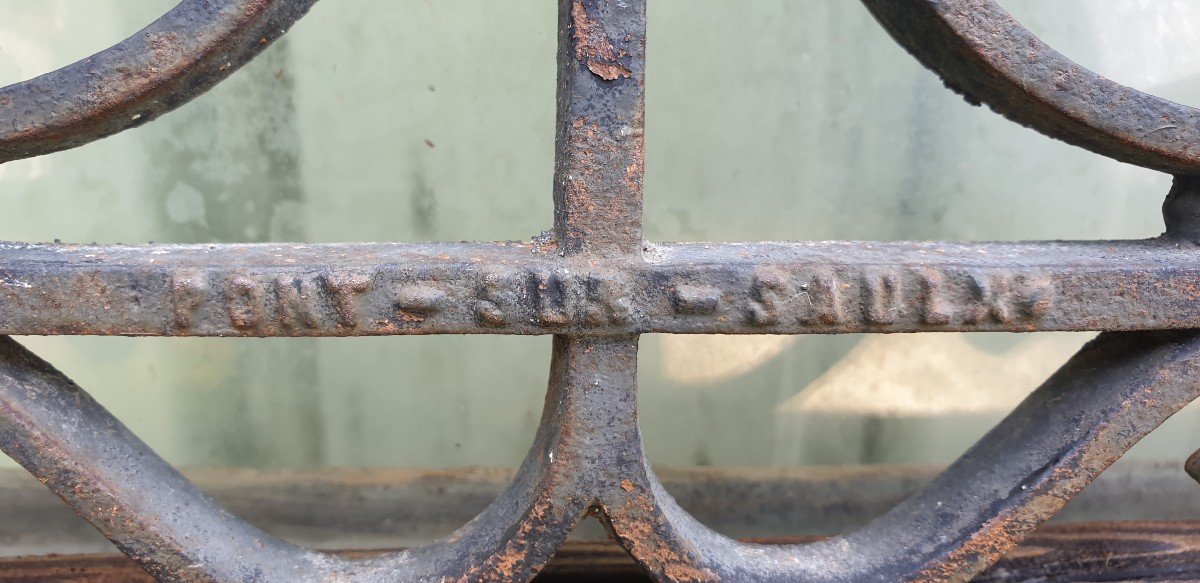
[1,1,1199,480]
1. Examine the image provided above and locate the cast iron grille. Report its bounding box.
[3,1,1200,581]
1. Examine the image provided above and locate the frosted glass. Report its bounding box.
[1,1,1197,477]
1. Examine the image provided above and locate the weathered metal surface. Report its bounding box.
[5,522,1200,583]
[2,0,1200,581]
[973,522,1200,582]
[860,0,1200,175]
[0,0,317,163]
[591,330,1200,581]
[11,321,1171,582]
[0,336,323,581]
[0,0,319,163]
[554,523,1200,583]
[0,333,584,582]
[553,0,644,255]
[544,523,1200,583]
[10,239,1200,336]
[0,463,1195,557]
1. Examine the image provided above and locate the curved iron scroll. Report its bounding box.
[0,0,316,163]
[2,0,1200,581]
[862,0,1200,176]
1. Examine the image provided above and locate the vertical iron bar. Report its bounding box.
[553,0,646,256]
[546,0,649,567]
[544,2,663,578]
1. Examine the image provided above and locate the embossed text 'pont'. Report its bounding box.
[1,240,1196,336]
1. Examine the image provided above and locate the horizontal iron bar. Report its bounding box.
[0,239,1198,336]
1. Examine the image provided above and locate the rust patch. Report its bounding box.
[455,494,568,582]
[145,32,183,66]
[244,0,270,17]
[571,1,631,81]
[919,512,1023,582]
[586,61,632,81]
[613,494,717,582]
[570,1,615,62]
[558,111,642,253]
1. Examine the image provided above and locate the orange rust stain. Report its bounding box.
[82,30,189,121]
[571,1,631,81]
[918,513,1023,582]
[244,0,270,17]
[611,494,717,582]
[562,116,637,240]
[587,61,632,81]
[624,146,645,202]
[918,475,1101,583]
[570,1,616,62]
[145,32,184,71]
[456,497,562,582]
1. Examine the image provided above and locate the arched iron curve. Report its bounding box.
[0,0,317,163]
[603,330,1200,581]
[0,335,583,582]
[863,0,1200,176]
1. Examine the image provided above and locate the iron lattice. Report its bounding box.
[3,1,1200,581]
